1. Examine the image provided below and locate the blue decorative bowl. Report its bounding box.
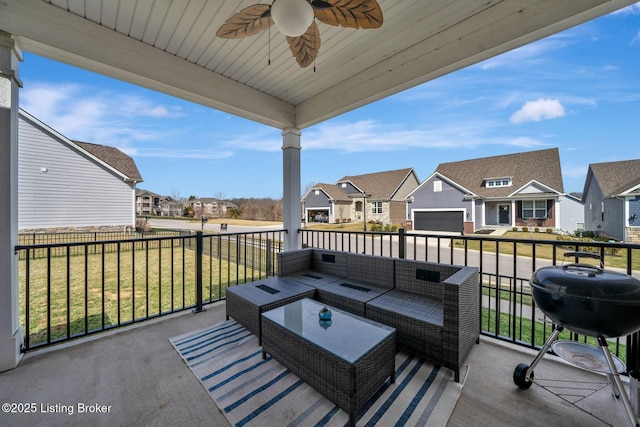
[319,307,332,321]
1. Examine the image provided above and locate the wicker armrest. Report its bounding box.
[442,266,480,374]
[277,248,313,276]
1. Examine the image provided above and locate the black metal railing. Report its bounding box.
[301,228,640,370]
[15,226,640,370]
[18,229,191,259]
[15,229,284,351]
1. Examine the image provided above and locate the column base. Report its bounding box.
[0,327,23,372]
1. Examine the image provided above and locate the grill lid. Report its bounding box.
[531,251,640,304]
[531,263,640,304]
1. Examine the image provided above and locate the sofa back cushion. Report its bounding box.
[310,249,348,277]
[346,253,395,289]
[277,248,313,276]
[395,259,461,298]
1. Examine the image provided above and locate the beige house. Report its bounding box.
[302,168,420,226]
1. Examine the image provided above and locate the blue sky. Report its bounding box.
[19,3,640,200]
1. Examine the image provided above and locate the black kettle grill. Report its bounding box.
[513,252,640,426]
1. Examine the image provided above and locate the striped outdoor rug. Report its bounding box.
[170,320,467,427]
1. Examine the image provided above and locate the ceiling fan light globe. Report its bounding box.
[271,0,314,37]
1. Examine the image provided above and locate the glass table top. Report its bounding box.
[261,298,395,363]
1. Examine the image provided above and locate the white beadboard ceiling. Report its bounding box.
[1,0,636,130]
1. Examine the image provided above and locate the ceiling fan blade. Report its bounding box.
[286,21,321,68]
[216,4,273,39]
[313,0,383,29]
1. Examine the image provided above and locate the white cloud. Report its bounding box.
[505,137,546,147]
[291,118,549,153]
[613,2,640,15]
[477,38,569,71]
[19,82,196,158]
[132,148,234,159]
[632,31,640,45]
[510,99,566,124]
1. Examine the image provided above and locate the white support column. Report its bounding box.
[282,128,302,251]
[0,32,23,371]
[511,200,516,228]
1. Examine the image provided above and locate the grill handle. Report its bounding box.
[563,251,604,269]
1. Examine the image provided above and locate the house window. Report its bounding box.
[314,190,319,195]
[601,201,605,221]
[433,180,442,192]
[371,201,383,214]
[341,183,347,188]
[522,200,547,219]
[486,178,512,188]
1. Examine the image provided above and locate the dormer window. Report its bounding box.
[485,178,512,188]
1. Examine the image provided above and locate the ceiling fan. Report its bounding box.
[216,0,383,68]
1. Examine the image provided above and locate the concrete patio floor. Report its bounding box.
[0,301,631,426]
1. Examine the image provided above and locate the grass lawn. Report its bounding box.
[150,216,283,227]
[482,306,627,361]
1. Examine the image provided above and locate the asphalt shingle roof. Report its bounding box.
[312,183,352,202]
[338,168,415,200]
[74,141,143,182]
[435,148,563,197]
[586,159,640,197]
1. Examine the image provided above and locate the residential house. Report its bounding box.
[191,198,237,219]
[582,159,640,242]
[157,196,184,217]
[302,183,353,224]
[406,148,584,234]
[18,109,143,232]
[136,189,161,216]
[136,190,184,217]
[302,168,420,226]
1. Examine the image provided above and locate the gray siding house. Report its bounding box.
[407,148,584,234]
[18,109,142,231]
[302,168,420,226]
[582,159,640,242]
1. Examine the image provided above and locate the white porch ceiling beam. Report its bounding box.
[295,0,636,129]
[0,0,295,130]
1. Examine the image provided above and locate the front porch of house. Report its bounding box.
[0,300,627,427]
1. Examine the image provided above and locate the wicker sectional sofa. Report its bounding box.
[277,248,394,317]
[276,248,479,382]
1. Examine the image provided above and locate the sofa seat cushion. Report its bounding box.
[366,290,444,364]
[315,280,391,317]
[367,290,444,327]
[286,270,344,288]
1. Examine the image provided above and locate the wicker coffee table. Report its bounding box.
[261,298,395,427]
[225,277,316,345]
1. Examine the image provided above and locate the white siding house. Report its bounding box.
[18,109,143,231]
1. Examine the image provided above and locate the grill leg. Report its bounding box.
[527,325,564,380]
[598,336,639,427]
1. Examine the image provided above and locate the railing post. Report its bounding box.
[398,227,406,259]
[266,239,272,276]
[193,231,205,313]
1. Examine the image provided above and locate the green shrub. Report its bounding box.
[534,227,540,233]
[512,227,518,232]
[522,226,528,232]
[546,228,553,233]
